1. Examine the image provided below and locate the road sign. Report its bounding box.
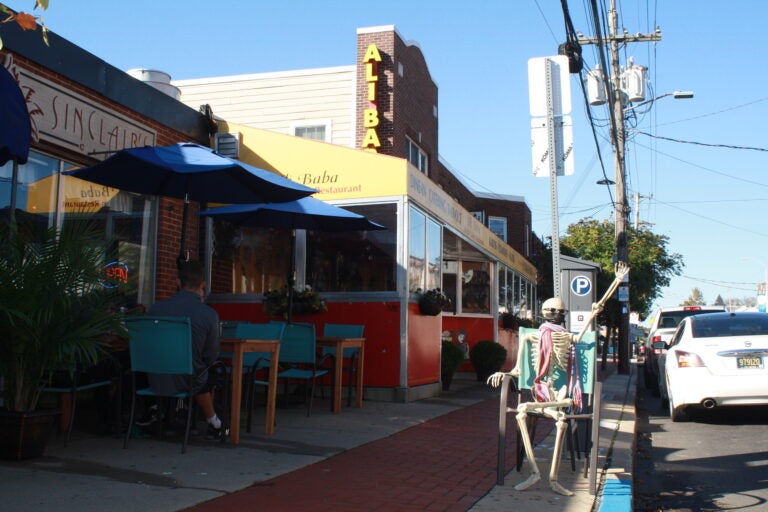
[570,275,592,296]
[528,56,572,117]
[531,116,574,177]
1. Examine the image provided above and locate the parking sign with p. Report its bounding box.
[571,275,592,296]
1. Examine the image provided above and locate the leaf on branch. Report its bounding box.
[15,12,38,30]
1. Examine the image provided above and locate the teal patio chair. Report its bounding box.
[274,322,330,416]
[321,323,365,407]
[123,316,196,454]
[41,359,118,446]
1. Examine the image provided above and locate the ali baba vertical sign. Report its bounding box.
[361,44,382,152]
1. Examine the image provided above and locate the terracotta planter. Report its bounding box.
[0,409,59,460]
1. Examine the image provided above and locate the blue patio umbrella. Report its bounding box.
[1,65,32,227]
[199,196,386,320]
[65,142,317,263]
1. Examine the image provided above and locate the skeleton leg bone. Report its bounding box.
[514,404,541,491]
[514,399,573,491]
[548,412,575,496]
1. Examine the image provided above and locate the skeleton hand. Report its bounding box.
[486,371,510,388]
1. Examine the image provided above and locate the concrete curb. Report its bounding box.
[595,364,636,512]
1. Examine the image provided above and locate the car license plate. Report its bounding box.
[737,356,764,369]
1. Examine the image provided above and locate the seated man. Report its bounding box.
[148,259,227,440]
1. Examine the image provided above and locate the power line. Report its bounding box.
[656,96,768,127]
[634,140,768,189]
[654,198,768,238]
[635,131,768,152]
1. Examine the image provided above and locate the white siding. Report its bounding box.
[174,66,356,148]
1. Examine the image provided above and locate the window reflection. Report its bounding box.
[211,202,397,294]
[308,203,396,292]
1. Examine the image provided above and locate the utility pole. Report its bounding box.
[634,193,653,230]
[579,0,661,375]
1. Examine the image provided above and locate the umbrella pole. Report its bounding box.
[9,158,18,229]
[177,193,191,269]
[287,229,297,323]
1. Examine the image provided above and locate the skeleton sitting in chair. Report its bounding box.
[487,263,629,496]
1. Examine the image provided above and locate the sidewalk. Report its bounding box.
[0,362,636,512]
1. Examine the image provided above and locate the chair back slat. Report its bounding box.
[221,321,284,340]
[279,322,317,364]
[220,322,284,367]
[125,316,194,375]
[323,323,365,338]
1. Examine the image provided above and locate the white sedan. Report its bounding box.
[662,311,768,422]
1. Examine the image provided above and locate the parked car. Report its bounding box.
[644,305,726,395]
[661,311,768,421]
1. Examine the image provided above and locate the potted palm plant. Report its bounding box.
[0,218,126,460]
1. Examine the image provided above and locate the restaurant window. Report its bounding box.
[307,203,397,292]
[462,260,491,314]
[1,150,157,308]
[408,206,441,294]
[488,216,507,242]
[442,230,491,315]
[210,222,292,295]
[405,138,428,174]
[210,203,396,295]
[293,121,330,142]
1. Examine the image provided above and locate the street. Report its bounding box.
[634,366,768,511]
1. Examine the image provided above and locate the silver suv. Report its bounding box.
[643,305,726,395]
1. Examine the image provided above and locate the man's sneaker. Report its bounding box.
[135,405,159,427]
[204,423,230,442]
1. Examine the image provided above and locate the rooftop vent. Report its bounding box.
[126,68,181,100]
[214,132,241,158]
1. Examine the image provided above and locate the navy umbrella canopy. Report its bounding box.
[199,196,386,232]
[200,196,386,320]
[0,64,31,167]
[65,142,316,204]
[65,142,317,263]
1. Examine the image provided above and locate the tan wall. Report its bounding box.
[175,66,356,147]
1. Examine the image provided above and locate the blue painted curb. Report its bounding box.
[598,478,632,512]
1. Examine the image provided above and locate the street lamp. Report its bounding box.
[624,90,694,112]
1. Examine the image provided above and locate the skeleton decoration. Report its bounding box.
[487,262,629,496]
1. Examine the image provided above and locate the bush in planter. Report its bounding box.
[469,340,508,382]
[0,219,126,458]
[441,341,466,390]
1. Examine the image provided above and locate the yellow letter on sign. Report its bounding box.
[363,43,382,63]
[363,108,379,128]
[362,128,381,149]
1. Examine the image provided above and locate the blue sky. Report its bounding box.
[8,0,768,315]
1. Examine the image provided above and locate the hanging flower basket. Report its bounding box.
[416,288,451,316]
[263,287,327,318]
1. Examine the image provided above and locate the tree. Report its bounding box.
[0,1,50,49]
[681,288,705,306]
[560,219,683,321]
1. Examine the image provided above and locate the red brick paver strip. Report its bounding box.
[183,396,554,512]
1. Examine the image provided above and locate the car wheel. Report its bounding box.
[669,395,689,422]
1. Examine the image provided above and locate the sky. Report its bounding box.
[7,0,768,317]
